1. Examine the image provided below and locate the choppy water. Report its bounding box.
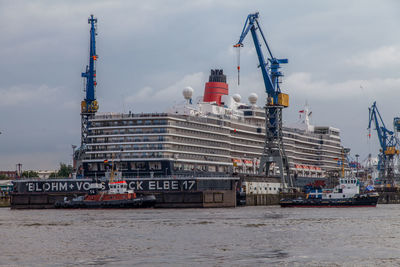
[1,205,400,266]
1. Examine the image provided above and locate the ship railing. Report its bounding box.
[120,173,234,179]
[89,122,170,130]
[94,112,169,120]
[174,121,228,134]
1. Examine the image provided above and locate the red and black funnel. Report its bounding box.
[203,69,228,106]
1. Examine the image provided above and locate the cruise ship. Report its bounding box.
[77,69,344,184]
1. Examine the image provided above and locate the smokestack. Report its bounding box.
[203,69,228,106]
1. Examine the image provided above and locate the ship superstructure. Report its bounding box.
[79,69,343,181]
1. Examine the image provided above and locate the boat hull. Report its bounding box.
[280,195,379,208]
[55,195,156,208]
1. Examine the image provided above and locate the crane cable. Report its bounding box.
[236,46,241,86]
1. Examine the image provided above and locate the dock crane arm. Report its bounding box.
[234,12,288,105]
[81,14,99,114]
[368,101,397,154]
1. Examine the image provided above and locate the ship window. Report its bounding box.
[149,162,161,170]
[343,195,345,198]
[131,162,146,170]
[208,165,216,172]
[145,120,152,125]
[329,195,331,198]
[137,120,142,124]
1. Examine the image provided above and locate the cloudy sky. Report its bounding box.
[1,0,400,171]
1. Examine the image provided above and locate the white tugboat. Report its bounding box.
[280,177,379,207]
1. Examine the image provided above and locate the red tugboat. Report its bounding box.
[56,160,156,208]
[55,178,156,208]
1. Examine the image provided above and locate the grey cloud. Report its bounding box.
[1,0,399,169]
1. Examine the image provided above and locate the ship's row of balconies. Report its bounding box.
[86,115,345,175]
[92,112,169,121]
[91,113,341,143]
[89,117,342,151]
[174,120,229,134]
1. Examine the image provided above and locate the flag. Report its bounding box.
[366,185,374,191]
[299,110,304,113]
[308,111,312,116]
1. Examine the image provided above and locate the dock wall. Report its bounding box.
[245,192,305,206]
[378,192,400,204]
[10,177,238,209]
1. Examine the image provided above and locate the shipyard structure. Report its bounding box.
[11,13,347,208]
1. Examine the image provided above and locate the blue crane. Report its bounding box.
[368,101,399,184]
[234,12,288,106]
[234,12,292,187]
[81,14,99,114]
[81,14,99,148]
[75,15,100,177]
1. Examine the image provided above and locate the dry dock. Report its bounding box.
[11,177,238,209]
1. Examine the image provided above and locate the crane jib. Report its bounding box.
[234,12,288,107]
[81,14,99,114]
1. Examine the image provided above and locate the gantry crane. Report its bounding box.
[234,12,292,188]
[368,101,399,185]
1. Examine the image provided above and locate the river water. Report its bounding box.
[1,205,400,266]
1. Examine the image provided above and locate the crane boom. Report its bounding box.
[234,12,288,105]
[81,14,99,114]
[368,101,398,155]
[234,12,292,188]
